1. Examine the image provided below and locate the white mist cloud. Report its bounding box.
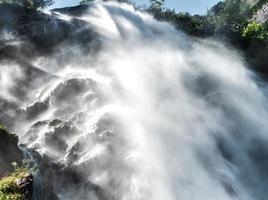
[1,2,268,200]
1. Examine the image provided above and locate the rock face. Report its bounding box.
[0,3,99,57]
[0,3,75,54]
[0,3,100,199]
[0,127,33,199]
[253,3,268,23]
[0,169,33,200]
[0,128,23,175]
[16,173,33,200]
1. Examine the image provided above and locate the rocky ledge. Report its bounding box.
[0,125,33,200]
[0,126,23,174]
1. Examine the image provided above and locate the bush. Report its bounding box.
[242,21,268,42]
[0,163,29,200]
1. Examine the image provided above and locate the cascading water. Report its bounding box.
[1,1,268,200]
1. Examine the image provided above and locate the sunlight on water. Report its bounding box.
[1,1,268,200]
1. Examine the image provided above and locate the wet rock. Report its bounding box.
[16,173,34,200]
[0,3,99,57]
[0,128,34,199]
[0,128,23,175]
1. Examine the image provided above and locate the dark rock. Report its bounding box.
[0,128,34,199]
[52,4,93,16]
[0,128,23,175]
[0,3,100,57]
[16,173,34,200]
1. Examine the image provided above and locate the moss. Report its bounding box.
[0,165,29,200]
[0,123,6,131]
[0,124,19,144]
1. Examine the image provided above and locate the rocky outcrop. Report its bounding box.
[0,3,75,53]
[0,127,33,200]
[0,169,33,200]
[16,173,33,199]
[253,3,268,23]
[0,128,23,175]
[0,3,99,57]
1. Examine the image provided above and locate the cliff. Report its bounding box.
[0,126,33,200]
[0,126,23,175]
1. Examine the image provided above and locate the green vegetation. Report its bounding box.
[0,123,35,200]
[0,163,29,200]
[0,123,6,131]
[0,0,53,9]
[242,21,268,42]
[148,0,268,73]
[0,124,18,142]
[149,0,164,9]
[149,0,254,38]
[80,0,132,4]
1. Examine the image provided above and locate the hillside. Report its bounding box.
[149,0,268,74]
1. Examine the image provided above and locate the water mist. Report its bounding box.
[1,2,268,200]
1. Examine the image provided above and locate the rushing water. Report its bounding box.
[1,2,268,200]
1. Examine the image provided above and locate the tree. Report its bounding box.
[27,0,54,9]
[150,0,164,9]
[209,1,225,14]
[0,0,54,9]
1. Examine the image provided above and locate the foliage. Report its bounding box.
[0,160,37,199]
[0,0,53,9]
[80,0,132,4]
[20,160,38,175]
[0,123,6,131]
[0,124,19,142]
[206,0,253,41]
[148,0,268,73]
[242,21,268,42]
[149,0,164,9]
[148,7,215,37]
[208,1,225,15]
[148,0,264,40]
[0,163,29,200]
[220,0,252,23]
[149,0,250,37]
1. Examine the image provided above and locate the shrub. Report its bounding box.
[242,21,268,42]
[0,163,29,200]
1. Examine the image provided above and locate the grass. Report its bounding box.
[0,122,35,200]
[0,164,29,200]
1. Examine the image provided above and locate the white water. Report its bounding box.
[1,2,268,200]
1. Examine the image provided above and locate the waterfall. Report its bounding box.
[1,2,268,200]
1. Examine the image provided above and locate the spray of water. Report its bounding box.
[1,2,268,200]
